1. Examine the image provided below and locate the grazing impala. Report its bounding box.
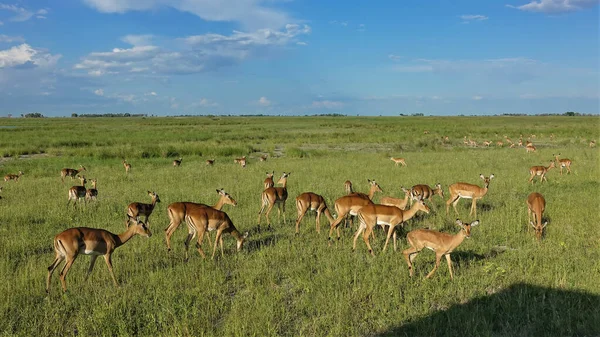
[390,157,407,167]
[553,154,572,175]
[344,180,354,194]
[184,207,247,260]
[46,219,152,293]
[85,179,98,201]
[122,160,131,174]
[403,219,479,280]
[61,165,86,183]
[446,174,494,217]
[528,161,555,185]
[67,176,87,207]
[257,172,290,228]
[527,192,547,241]
[259,154,268,162]
[4,170,23,182]
[410,183,444,206]
[327,179,383,241]
[234,156,247,168]
[295,192,335,234]
[264,171,275,189]
[164,189,237,251]
[126,191,160,227]
[353,200,430,256]
[206,159,215,166]
[380,187,411,210]
[173,158,183,167]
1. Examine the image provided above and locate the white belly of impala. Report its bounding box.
[376,220,391,225]
[84,250,102,255]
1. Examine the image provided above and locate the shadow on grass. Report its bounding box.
[246,233,281,253]
[375,283,600,337]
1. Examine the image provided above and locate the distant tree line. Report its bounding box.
[71,113,148,118]
[22,113,45,118]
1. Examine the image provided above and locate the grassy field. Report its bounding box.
[0,116,599,336]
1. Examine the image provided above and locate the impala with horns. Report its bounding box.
[353,200,430,256]
[446,174,494,217]
[410,183,444,206]
[294,192,335,234]
[257,172,290,228]
[380,187,411,210]
[327,179,383,242]
[403,219,479,280]
[164,188,237,251]
[4,170,24,182]
[61,165,86,183]
[67,176,87,208]
[46,219,152,293]
[85,178,98,202]
[528,161,555,185]
[527,192,547,241]
[234,156,247,168]
[126,191,160,227]
[390,157,407,167]
[553,153,572,175]
[263,171,275,189]
[122,160,131,174]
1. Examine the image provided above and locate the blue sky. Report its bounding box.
[0,0,598,116]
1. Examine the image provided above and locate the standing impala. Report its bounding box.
[353,200,430,256]
[85,179,98,202]
[206,159,215,166]
[263,171,275,189]
[257,172,290,228]
[526,144,536,153]
[327,179,383,242]
[527,192,547,240]
[553,154,572,175]
[67,176,87,207]
[380,187,411,210]
[403,219,479,280]
[4,170,24,182]
[46,219,152,293]
[173,158,183,167]
[410,183,444,206]
[390,157,407,167]
[164,189,237,251]
[122,160,131,174]
[61,165,86,183]
[446,174,494,217]
[126,191,160,227]
[259,154,268,162]
[344,180,353,194]
[528,161,555,185]
[294,192,335,234]
[234,156,247,168]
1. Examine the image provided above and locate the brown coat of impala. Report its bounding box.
[390,157,407,167]
[61,165,86,183]
[234,156,247,168]
[528,161,555,185]
[164,189,237,251]
[85,178,98,201]
[344,180,353,194]
[4,170,24,182]
[553,153,572,175]
[257,172,290,228]
[173,158,183,167]
[446,174,494,217]
[294,192,335,234]
[527,192,547,240]
[206,159,215,166]
[67,176,87,207]
[403,219,479,280]
[353,200,430,255]
[380,187,411,210]
[410,183,444,205]
[122,160,131,174]
[126,191,160,227]
[46,219,152,293]
[263,171,275,189]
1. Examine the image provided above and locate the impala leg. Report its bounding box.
[104,253,119,287]
[382,224,395,253]
[363,225,375,256]
[58,256,77,292]
[452,197,461,216]
[445,254,454,280]
[195,229,207,259]
[315,209,322,234]
[426,253,442,279]
[469,199,477,217]
[528,174,535,184]
[84,255,98,281]
[567,166,571,174]
[46,255,65,293]
[184,233,194,261]
[219,235,225,258]
[352,223,366,251]
[328,213,346,242]
[392,227,398,252]
[164,218,180,251]
[264,202,275,228]
[295,207,306,234]
[403,247,419,277]
[257,199,267,225]
[527,207,532,232]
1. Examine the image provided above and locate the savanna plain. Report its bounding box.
[0,116,599,337]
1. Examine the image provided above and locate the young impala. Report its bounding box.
[164,189,237,251]
[390,157,407,167]
[234,156,247,168]
[353,200,430,256]
[410,183,444,206]
[294,192,335,234]
[4,170,24,182]
[67,176,87,208]
[263,171,275,189]
[528,161,555,185]
[126,191,160,227]
[553,154,572,175]
[173,158,183,167]
[527,192,547,241]
[122,160,131,174]
[403,219,479,280]
[446,174,494,217]
[380,187,411,210]
[61,165,86,183]
[85,179,98,202]
[257,172,290,228]
[46,219,152,293]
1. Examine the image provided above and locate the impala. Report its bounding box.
[327,179,383,241]
[164,189,237,251]
[344,180,353,194]
[85,179,98,201]
[61,165,86,183]
[295,192,335,234]
[468,139,477,147]
[46,219,152,293]
[496,141,504,147]
[380,187,411,210]
[259,154,268,162]
[410,183,444,206]
[528,161,555,185]
[184,207,247,260]
[126,191,160,227]
[553,154,572,175]
[482,141,492,147]
[589,140,596,148]
[234,156,247,168]
[527,192,547,241]
[206,159,215,166]
[257,172,290,228]
[122,160,131,174]
[67,176,87,207]
[353,200,430,255]
[403,219,479,280]
[4,170,23,182]
[173,158,183,167]
[264,171,275,189]
[390,157,407,167]
[462,137,469,146]
[526,144,536,153]
[446,174,494,217]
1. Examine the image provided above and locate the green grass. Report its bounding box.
[0,116,599,336]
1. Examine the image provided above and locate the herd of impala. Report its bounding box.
[0,147,577,292]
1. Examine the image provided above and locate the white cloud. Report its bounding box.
[0,3,48,22]
[296,41,307,46]
[0,34,24,43]
[258,96,271,106]
[121,34,154,46]
[0,44,61,68]
[0,20,3,25]
[388,54,402,61]
[507,0,599,13]
[94,88,104,96]
[357,23,366,31]
[82,0,291,29]
[460,14,489,22]
[188,98,219,109]
[312,100,344,109]
[145,91,157,96]
[472,95,483,100]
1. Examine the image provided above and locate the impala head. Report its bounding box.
[367,179,383,193]
[548,161,556,168]
[277,172,290,184]
[413,200,430,214]
[435,183,444,197]
[78,176,87,185]
[79,165,87,171]
[90,178,97,187]
[456,219,479,238]
[132,220,153,238]
[401,186,410,196]
[217,188,237,206]
[237,231,250,251]
[479,174,494,187]
[530,220,548,240]
[147,191,161,203]
[266,171,274,178]
[18,170,24,176]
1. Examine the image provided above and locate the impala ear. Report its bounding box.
[489,174,495,179]
[471,220,480,227]
[479,174,484,180]
[542,221,548,228]
[455,219,463,226]
[530,221,536,229]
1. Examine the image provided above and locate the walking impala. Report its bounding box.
[61,165,86,183]
[446,174,494,217]
[553,154,572,175]
[257,172,290,228]
[294,192,335,234]
[67,176,87,207]
[263,171,275,189]
[46,219,152,293]
[390,157,407,167]
[410,183,444,206]
[403,219,479,280]
[353,200,430,256]
[164,189,237,251]
[527,192,547,241]
[4,170,23,182]
[380,187,411,210]
[528,161,555,185]
[126,191,160,227]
